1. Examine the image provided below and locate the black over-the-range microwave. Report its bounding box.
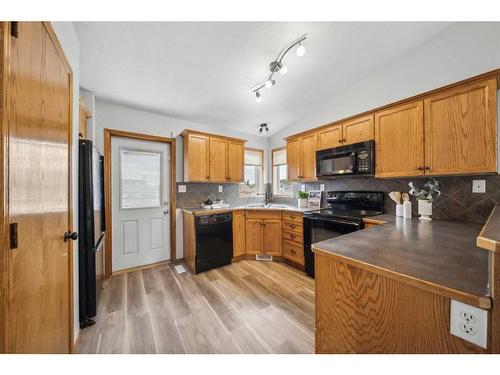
[316,140,375,177]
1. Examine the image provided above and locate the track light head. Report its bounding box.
[296,43,306,57]
[255,91,262,103]
[264,79,275,89]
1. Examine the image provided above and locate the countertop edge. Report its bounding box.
[312,244,492,310]
[182,206,316,216]
[476,205,500,252]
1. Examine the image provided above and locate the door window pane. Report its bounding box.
[120,149,161,209]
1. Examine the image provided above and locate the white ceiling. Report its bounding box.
[75,22,452,136]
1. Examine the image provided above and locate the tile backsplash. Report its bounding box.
[176,183,264,208]
[271,175,500,223]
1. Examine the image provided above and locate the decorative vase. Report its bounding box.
[298,198,308,208]
[418,200,432,221]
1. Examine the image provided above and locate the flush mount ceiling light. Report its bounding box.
[251,34,307,103]
[258,123,270,136]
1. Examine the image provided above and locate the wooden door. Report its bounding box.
[424,78,497,175]
[317,125,342,150]
[375,101,425,178]
[5,22,73,353]
[286,137,301,182]
[227,141,244,182]
[209,137,228,182]
[343,115,374,145]
[185,133,209,181]
[262,220,282,256]
[245,219,262,255]
[300,133,317,181]
[232,211,246,257]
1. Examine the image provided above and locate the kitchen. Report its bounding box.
[1,4,500,373]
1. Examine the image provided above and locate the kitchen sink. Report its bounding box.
[244,204,289,209]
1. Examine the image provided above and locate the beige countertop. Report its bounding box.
[182,205,321,216]
[312,213,491,309]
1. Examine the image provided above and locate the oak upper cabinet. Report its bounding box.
[182,130,246,182]
[375,101,425,178]
[317,124,343,150]
[245,218,263,255]
[286,137,301,181]
[183,132,210,182]
[232,210,246,257]
[424,78,497,175]
[209,137,228,182]
[262,219,282,256]
[343,114,374,145]
[227,141,244,182]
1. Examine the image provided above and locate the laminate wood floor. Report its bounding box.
[76,261,315,354]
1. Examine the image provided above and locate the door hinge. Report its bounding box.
[11,22,19,38]
[10,223,18,249]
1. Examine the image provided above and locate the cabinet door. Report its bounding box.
[286,137,301,182]
[232,211,246,257]
[209,137,228,182]
[343,114,374,145]
[300,133,318,181]
[263,219,282,256]
[227,141,244,182]
[245,219,263,255]
[375,101,425,178]
[185,133,210,181]
[317,124,342,150]
[424,78,497,175]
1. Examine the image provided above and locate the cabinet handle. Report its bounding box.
[290,234,296,239]
[291,249,296,254]
[206,176,210,179]
[342,139,346,142]
[417,167,424,171]
[338,140,342,143]
[290,224,296,229]
[290,215,296,220]
[425,166,431,171]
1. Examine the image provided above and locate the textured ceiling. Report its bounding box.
[75,22,452,136]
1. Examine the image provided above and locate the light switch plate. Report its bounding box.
[472,180,486,193]
[450,300,487,348]
[320,184,325,192]
[178,185,186,193]
[218,185,223,193]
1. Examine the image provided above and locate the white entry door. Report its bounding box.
[111,137,170,272]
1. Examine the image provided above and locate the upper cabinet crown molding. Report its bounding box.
[182,129,246,183]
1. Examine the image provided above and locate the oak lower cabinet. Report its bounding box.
[232,210,246,257]
[286,133,317,182]
[245,218,263,255]
[262,220,282,256]
[182,130,246,182]
[282,212,304,265]
[375,101,425,178]
[424,78,497,175]
[245,211,282,256]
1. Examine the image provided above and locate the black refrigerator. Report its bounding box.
[78,139,105,329]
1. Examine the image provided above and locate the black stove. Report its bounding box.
[303,191,384,278]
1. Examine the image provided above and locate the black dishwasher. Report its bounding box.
[195,212,233,273]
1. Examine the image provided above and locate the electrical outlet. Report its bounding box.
[320,184,325,192]
[178,185,186,193]
[472,180,486,193]
[218,185,223,193]
[450,300,487,348]
[301,184,305,191]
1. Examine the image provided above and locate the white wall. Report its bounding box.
[50,22,81,345]
[94,100,271,182]
[269,22,500,149]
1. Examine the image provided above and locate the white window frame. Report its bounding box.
[272,147,294,197]
[239,148,264,198]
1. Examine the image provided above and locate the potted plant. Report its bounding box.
[297,190,309,208]
[408,178,441,221]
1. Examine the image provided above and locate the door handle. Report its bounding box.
[64,231,79,242]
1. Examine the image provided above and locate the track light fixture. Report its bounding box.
[250,34,307,102]
[258,123,270,136]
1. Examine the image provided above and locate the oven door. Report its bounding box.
[303,216,361,278]
[316,151,356,177]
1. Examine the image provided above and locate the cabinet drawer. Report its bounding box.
[245,210,282,220]
[282,221,303,234]
[282,212,303,223]
[282,230,303,244]
[283,240,304,265]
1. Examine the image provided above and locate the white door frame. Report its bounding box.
[104,129,176,277]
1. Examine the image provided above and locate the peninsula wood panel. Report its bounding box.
[227,141,244,182]
[209,137,228,182]
[375,101,425,178]
[317,124,342,150]
[232,210,246,257]
[315,254,486,353]
[262,219,282,256]
[342,114,374,145]
[5,22,73,353]
[286,137,301,181]
[184,133,210,182]
[182,212,196,273]
[245,219,263,255]
[300,133,317,181]
[424,78,497,175]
